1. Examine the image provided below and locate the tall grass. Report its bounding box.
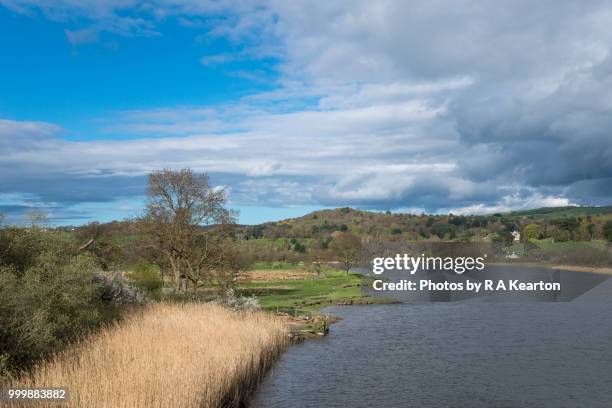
[13,303,288,407]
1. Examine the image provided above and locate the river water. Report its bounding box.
[251,267,612,407]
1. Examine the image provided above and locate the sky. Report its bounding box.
[1,0,611,225]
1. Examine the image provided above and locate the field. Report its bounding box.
[12,303,288,408]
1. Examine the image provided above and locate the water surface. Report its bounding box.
[251,267,612,408]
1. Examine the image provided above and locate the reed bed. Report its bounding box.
[13,303,288,407]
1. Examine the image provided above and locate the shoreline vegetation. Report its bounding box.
[11,303,288,408]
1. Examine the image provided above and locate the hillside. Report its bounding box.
[238,205,612,243]
[234,205,612,268]
[504,206,612,219]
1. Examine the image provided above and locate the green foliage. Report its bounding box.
[523,223,538,241]
[604,220,612,242]
[553,228,570,242]
[125,262,163,298]
[431,223,456,239]
[0,227,73,275]
[493,229,514,245]
[0,228,118,377]
[391,227,402,235]
[292,242,306,253]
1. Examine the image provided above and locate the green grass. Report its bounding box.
[506,242,526,256]
[240,269,371,314]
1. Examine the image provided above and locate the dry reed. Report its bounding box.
[12,303,288,408]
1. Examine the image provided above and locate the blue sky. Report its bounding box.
[0,6,277,136]
[1,1,611,225]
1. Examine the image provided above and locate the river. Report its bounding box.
[251,266,612,407]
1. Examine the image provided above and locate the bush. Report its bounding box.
[604,220,612,242]
[218,288,261,312]
[96,273,150,305]
[553,229,570,242]
[0,256,117,377]
[125,262,163,298]
[0,228,119,378]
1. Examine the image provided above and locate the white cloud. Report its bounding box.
[2,0,612,222]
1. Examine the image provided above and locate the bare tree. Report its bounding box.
[140,169,235,292]
[329,231,362,275]
[26,209,48,227]
[307,248,327,277]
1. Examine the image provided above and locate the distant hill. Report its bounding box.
[270,205,612,226]
[503,206,612,219]
[236,205,612,244]
[63,205,612,245]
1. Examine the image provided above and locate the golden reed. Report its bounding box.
[13,303,288,407]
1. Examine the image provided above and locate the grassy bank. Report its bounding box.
[240,266,397,314]
[12,303,288,408]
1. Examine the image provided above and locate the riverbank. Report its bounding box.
[11,303,288,408]
[239,267,397,338]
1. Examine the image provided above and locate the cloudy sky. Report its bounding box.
[1,1,611,224]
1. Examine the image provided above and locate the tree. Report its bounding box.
[329,231,362,275]
[74,222,124,270]
[26,209,48,226]
[140,169,234,292]
[493,229,514,245]
[431,223,456,240]
[587,223,596,241]
[307,248,328,277]
[523,224,538,241]
[604,220,612,242]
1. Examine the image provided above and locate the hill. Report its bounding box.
[238,205,612,245]
[504,206,612,219]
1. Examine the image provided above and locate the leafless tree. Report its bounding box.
[26,209,48,226]
[307,248,328,277]
[140,169,235,292]
[329,231,363,275]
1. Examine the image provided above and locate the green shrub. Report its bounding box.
[0,228,118,378]
[604,220,612,242]
[0,256,116,377]
[552,229,570,242]
[125,262,163,298]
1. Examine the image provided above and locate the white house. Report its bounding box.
[511,230,521,242]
